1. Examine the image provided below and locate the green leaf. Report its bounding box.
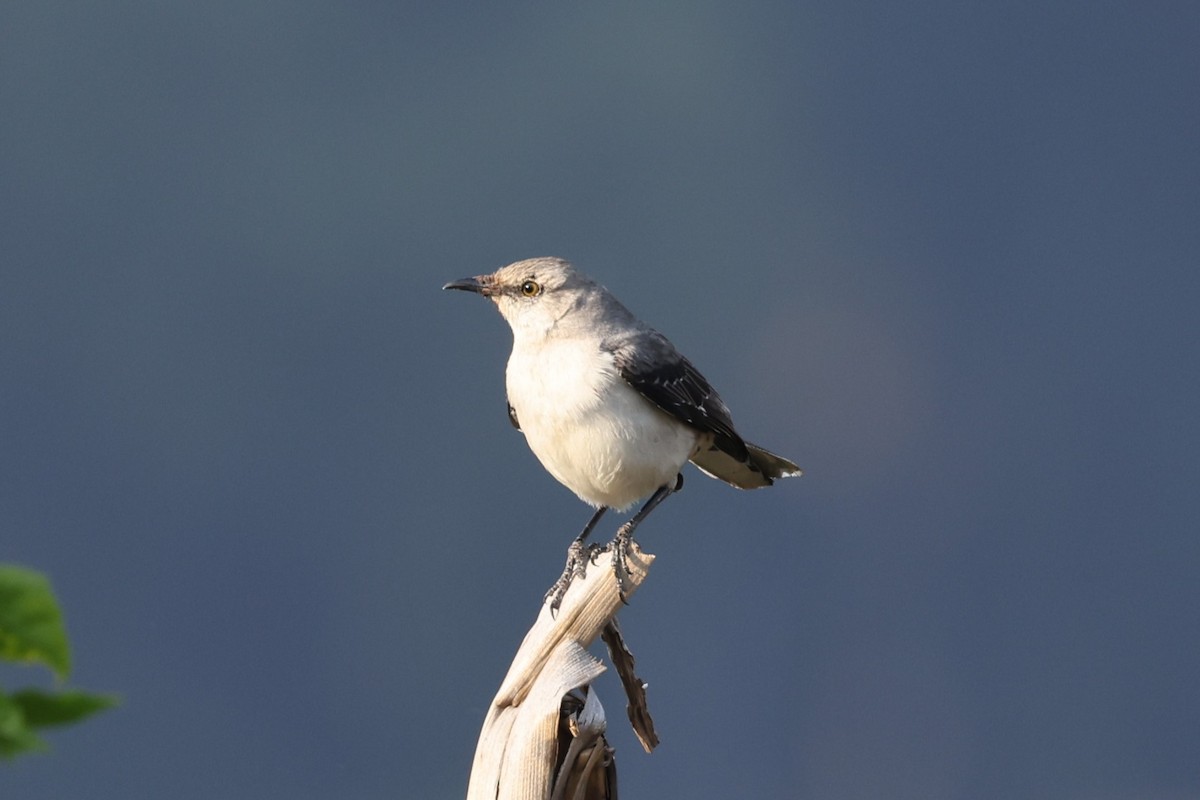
[10,689,118,728]
[0,690,47,759]
[0,565,71,678]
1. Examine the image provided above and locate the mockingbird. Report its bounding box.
[444,257,801,606]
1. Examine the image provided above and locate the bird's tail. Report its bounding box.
[747,443,803,482]
[690,441,802,489]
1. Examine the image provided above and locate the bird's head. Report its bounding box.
[443,257,594,337]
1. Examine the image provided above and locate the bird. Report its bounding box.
[443,257,801,607]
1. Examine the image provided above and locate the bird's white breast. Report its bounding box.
[506,336,698,510]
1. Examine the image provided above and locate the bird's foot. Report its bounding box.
[604,478,677,604]
[610,523,636,604]
[545,539,605,614]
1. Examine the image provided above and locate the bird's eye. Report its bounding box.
[520,279,542,297]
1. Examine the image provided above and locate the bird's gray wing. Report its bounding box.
[506,400,521,431]
[604,330,749,461]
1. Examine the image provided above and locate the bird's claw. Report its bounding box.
[545,540,606,614]
[610,524,634,605]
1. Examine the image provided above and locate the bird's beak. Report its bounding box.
[443,276,491,295]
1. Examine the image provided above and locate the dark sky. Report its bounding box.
[4,2,1198,798]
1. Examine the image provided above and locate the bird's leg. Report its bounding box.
[545,506,608,612]
[612,473,684,602]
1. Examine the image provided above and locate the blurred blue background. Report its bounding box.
[4,2,1198,798]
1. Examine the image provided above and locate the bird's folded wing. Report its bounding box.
[604,330,749,461]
